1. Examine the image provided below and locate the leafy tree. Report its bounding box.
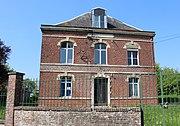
[0,39,12,91]
[22,79,38,105]
[155,63,180,96]
[155,63,161,95]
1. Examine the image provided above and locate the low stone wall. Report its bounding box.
[14,108,141,126]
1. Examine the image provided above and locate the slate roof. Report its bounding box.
[56,12,142,31]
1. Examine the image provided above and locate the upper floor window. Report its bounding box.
[127,50,139,66]
[124,41,141,66]
[92,8,107,28]
[60,41,74,64]
[60,76,72,97]
[94,43,107,64]
[129,78,139,97]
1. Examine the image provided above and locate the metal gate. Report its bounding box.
[143,72,180,126]
[0,91,6,122]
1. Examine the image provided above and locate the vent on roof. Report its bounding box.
[91,8,107,28]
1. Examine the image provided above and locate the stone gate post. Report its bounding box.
[5,72,24,126]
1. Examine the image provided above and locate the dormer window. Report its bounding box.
[92,8,107,28]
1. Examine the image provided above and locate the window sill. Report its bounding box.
[127,65,140,67]
[59,96,72,99]
[60,63,73,65]
[128,96,140,99]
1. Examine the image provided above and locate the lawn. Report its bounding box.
[143,104,180,126]
[0,106,5,120]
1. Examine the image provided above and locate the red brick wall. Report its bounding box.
[41,30,155,66]
[39,29,157,107]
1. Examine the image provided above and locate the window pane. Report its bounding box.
[133,51,137,58]
[61,42,66,48]
[66,90,71,96]
[128,51,131,58]
[128,59,131,65]
[134,78,138,83]
[68,42,73,48]
[67,77,71,82]
[94,22,99,27]
[60,48,66,63]
[100,21,104,28]
[93,15,99,27]
[101,43,106,49]
[61,77,65,82]
[60,83,65,96]
[129,78,133,83]
[100,16,104,22]
[95,44,100,49]
[134,84,138,96]
[94,50,100,64]
[133,59,138,65]
[94,15,99,22]
[67,83,71,88]
[100,16,104,28]
[129,84,133,97]
[67,49,73,63]
[101,51,106,64]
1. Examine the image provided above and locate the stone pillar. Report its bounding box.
[5,72,25,126]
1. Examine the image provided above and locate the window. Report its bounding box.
[93,15,106,28]
[129,78,139,97]
[60,77,72,97]
[94,43,107,64]
[92,8,107,28]
[60,42,73,63]
[127,50,138,65]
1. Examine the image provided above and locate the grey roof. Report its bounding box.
[57,12,141,31]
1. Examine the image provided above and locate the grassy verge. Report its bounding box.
[0,106,5,120]
[143,104,180,126]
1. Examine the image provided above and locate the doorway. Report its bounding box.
[94,77,108,106]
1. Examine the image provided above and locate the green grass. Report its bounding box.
[0,106,5,120]
[143,104,180,126]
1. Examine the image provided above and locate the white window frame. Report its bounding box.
[94,43,107,64]
[60,42,74,64]
[127,49,139,66]
[129,78,139,97]
[92,15,107,28]
[60,77,72,98]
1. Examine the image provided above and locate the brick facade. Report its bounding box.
[39,8,157,108]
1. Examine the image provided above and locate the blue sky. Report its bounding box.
[0,0,180,78]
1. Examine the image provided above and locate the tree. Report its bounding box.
[22,79,38,105]
[0,39,12,91]
[155,63,180,96]
[0,39,11,64]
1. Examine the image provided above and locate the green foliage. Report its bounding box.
[22,79,38,106]
[155,63,180,96]
[0,39,12,91]
[0,39,11,65]
[0,106,5,120]
[0,64,14,91]
[0,92,6,120]
[158,95,180,103]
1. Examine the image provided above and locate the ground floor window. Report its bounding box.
[60,76,72,97]
[129,78,139,97]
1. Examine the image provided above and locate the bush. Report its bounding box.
[158,95,180,104]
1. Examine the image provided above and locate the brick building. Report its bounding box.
[39,8,157,108]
